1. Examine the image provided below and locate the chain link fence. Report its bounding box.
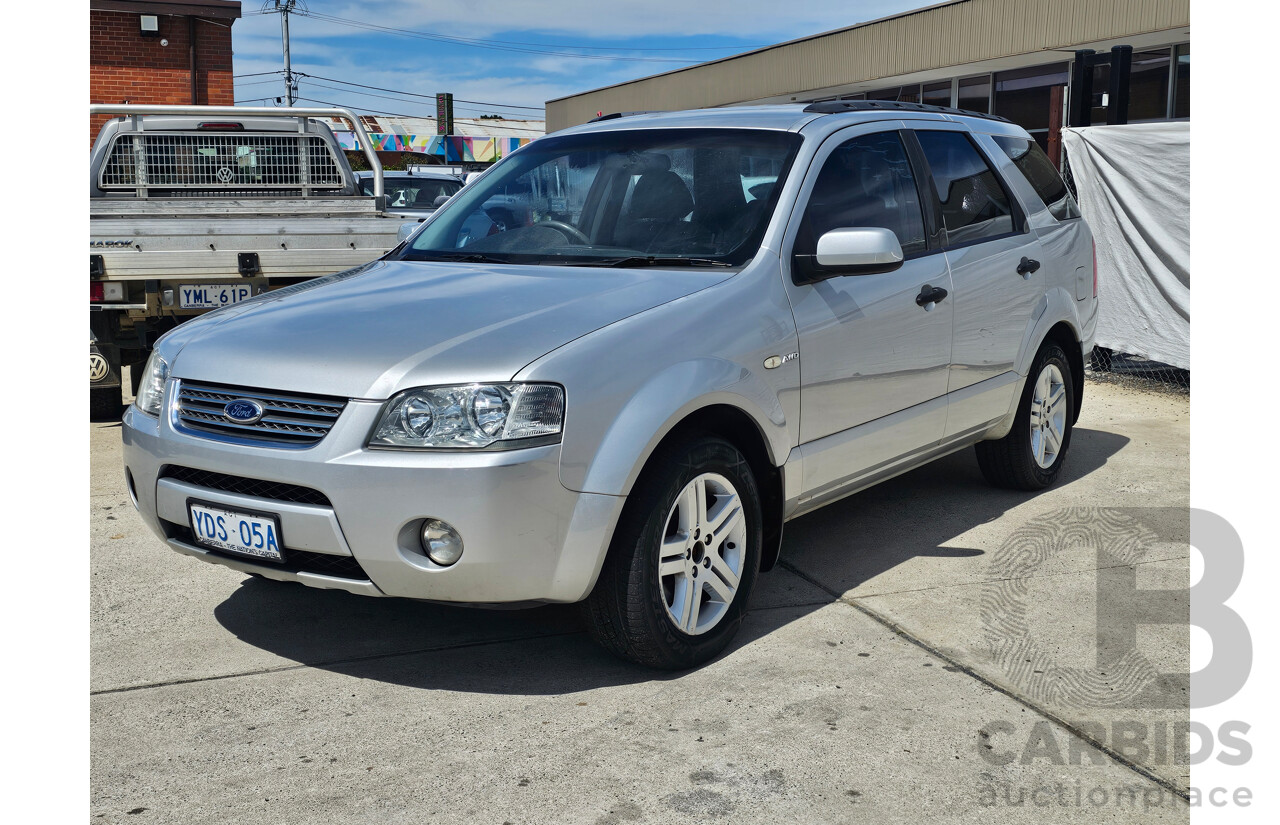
[1087,347,1189,395]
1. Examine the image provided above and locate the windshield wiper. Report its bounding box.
[568,256,732,268]
[403,252,513,264]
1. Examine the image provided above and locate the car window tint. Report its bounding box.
[992,135,1081,221]
[799,131,927,256]
[915,130,1015,245]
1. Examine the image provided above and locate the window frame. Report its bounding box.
[904,127,1030,252]
[788,125,940,284]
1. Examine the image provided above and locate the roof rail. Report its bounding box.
[802,99,1010,123]
[587,111,663,122]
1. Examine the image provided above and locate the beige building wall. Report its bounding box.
[546,0,1190,130]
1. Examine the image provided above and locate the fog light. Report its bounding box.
[420,519,463,566]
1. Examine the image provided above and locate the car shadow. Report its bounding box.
[212,426,1130,694]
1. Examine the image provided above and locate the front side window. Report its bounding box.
[915,130,1016,246]
[992,136,1081,221]
[796,130,928,259]
[401,128,801,267]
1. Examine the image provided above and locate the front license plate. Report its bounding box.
[188,500,284,562]
[179,283,254,309]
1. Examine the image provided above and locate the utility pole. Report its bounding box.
[270,0,299,106]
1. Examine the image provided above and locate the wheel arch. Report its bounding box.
[1043,320,1085,424]
[639,405,785,572]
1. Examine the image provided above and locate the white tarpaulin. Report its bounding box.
[1062,122,1189,370]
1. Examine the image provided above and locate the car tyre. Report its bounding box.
[90,386,124,421]
[583,435,762,669]
[975,341,1075,490]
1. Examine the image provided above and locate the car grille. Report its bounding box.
[174,380,347,447]
[166,523,370,581]
[160,466,332,506]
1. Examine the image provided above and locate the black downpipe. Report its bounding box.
[189,17,198,104]
[1107,45,1133,125]
[1069,49,1095,127]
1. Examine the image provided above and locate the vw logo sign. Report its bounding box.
[223,399,265,424]
[216,166,235,183]
[89,353,111,382]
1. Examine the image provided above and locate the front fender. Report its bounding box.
[567,358,789,497]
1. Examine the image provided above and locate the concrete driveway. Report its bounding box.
[91,380,1189,823]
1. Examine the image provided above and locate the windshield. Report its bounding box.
[398,128,801,267]
[363,176,462,208]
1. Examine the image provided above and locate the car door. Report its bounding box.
[782,125,953,507]
[909,127,1049,438]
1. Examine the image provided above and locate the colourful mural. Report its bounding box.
[333,131,532,162]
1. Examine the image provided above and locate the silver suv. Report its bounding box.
[122,102,1096,669]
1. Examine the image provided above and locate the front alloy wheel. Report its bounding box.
[584,435,762,669]
[658,472,747,636]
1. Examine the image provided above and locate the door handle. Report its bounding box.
[1017,256,1041,276]
[916,284,949,307]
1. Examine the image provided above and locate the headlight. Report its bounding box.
[369,383,564,449]
[133,351,170,417]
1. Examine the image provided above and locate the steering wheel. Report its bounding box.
[537,220,591,245]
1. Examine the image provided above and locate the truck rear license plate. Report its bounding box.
[180,284,254,309]
[188,500,284,562]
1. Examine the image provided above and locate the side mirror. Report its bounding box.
[397,221,423,243]
[432,194,452,208]
[816,227,903,270]
[794,227,904,284]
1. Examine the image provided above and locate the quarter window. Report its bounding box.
[993,136,1081,221]
[915,130,1016,245]
[798,131,928,258]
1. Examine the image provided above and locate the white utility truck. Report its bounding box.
[89,104,406,418]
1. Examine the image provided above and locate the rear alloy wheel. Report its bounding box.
[584,436,762,669]
[975,342,1075,490]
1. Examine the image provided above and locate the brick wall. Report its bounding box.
[90,10,236,144]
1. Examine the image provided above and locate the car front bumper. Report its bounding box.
[121,385,625,604]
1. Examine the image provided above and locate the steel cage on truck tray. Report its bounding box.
[88,104,386,199]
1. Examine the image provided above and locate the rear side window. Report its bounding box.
[915,130,1016,246]
[993,135,1081,221]
[798,130,928,257]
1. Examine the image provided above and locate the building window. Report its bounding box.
[922,81,952,108]
[867,84,920,103]
[1128,48,1172,121]
[1173,44,1190,118]
[958,75,991,114]
[993,63,1069,133]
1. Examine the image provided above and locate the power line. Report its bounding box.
[235,77,289,88]
[294,9,699,63]
[293,96,545,134]
[233,70,285,78]
[298,73,544,114]
[299,80,534,120]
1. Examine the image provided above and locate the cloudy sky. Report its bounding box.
[231,1,930,121]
